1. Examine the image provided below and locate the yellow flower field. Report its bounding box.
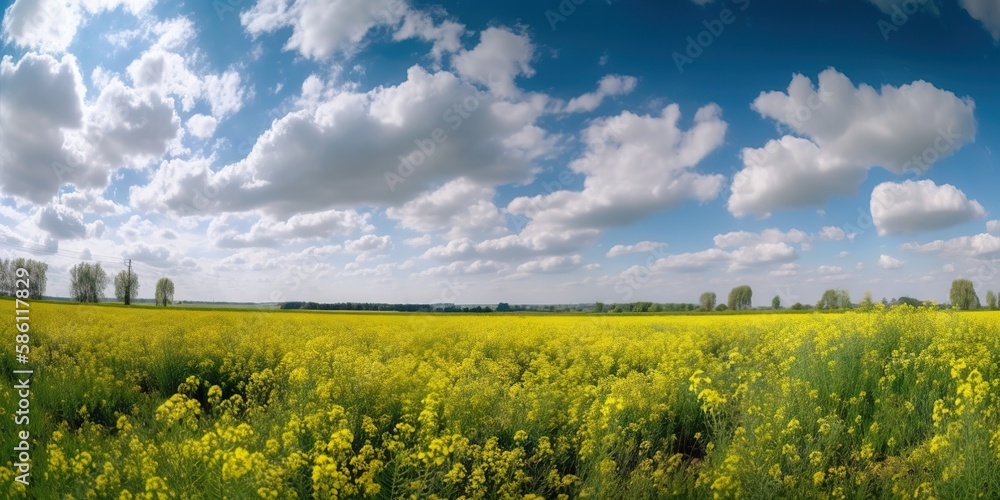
[2,300,1000,498]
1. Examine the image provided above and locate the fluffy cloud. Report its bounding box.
[961,0,1000,40]
[818,265,843,274]
[452,27,535,98]
[508,103,726,231]
[139,65,549,217]
[563,75,638,114]
[186,114,218,138]
[878,254,904,270]
[241,0,406,59]
[1,0,153,53]
[386,179,509,240]
[392,9,465,64]
[516,255,584,274]
[988,220,1000,236]
[769,263,799,277]
[606,241,667,257]
[415,259,505,277]
[871,180,985,236]
[0,53,86,203]
[728,69,976,217]
[36,205,87,240]
[209,210,373,248]
[902,233,1000,259]
[819,226,847,241]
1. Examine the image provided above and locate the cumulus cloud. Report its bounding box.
[563,74,638,114]
[988,220,1000,236]
[878,254,904,270]
[2,0,153,53]
[606,241,668,257]
[819,226,847,241]
[728,69,976,218]
[871,180,985,236]
[902,233,1000,259]
[36,205,87,240]
[186,114,218,138]
[508,103,726,231]
[137,65,550,217]
[769,263,799,277]
[415,259,505,277]
[209,210,373,248]
[452,27,535,98]
[386,179,509,240]
[516,255,584,274]
[961,0,1000,40]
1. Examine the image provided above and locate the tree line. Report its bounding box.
[67,262,176,306]
[0,258,48,299]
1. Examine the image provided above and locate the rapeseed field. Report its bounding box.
[2,300,1000,498]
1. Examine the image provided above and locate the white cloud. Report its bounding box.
[186,114,218,138]
[871,180,985,236]
[344,234,392,254]
[415,259,505,277]
[987,220,1000,236]
[563,74,638,114]
[36,204,87,240]
[386,179,509,240]
[516,254,584,274]
[818,265,843,274]
[728,69,976,218]
[837,251,849,258]
[656,248,729,272]
[713,228,809,249]
[508,103,726,231]
[209,209,373,248]
[137,65,550,217]
[404,234,433,247]
[606,241,667,257]
[392,9,465,64]
[902,233,1000,259]
[0,52,86,203]
[943,264,955,273]
[769,263,799,277]
[59,189,128,216]
[878,254,904,270]
[204,70,246,119]
[961,0,1000,40]
[452,27,535,98]
[819,226,847,241]
[241,0,407,60]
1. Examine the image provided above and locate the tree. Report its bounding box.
[728,285,752,310]
[591,302,605,313]
[70,262,108,303]
[949,279,980,310]
[1,258,48,299]
[771,295,781,310]
[699,292,717,311]
[817,289,851,310]
[859,291,875,311]
[155,278,175,307]
[496,302,511,312]
[790,303,805,311]
[114,270,139,305]
[986,290,997,310]
[895,296,921,308]
[715,304,728,311]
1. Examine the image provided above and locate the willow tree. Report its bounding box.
[949,279,980,310]
[728,285,752,311]
[155,277,175,306]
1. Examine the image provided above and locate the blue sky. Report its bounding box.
[0,0,998,305]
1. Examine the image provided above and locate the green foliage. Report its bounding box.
[858,291,875,311]
[771,295,781,310]
[986,290,997,310]
[69,262,108,303]
[700,292,717,311]
[715,303,728,311]
[0,257,48,298]
[949,279,980,310]
[155,278,175,307]
[818,289,851,310]
[496,302,511,312]
[114,270,139,305]
[591,302,605,313]
[727,285,752,310]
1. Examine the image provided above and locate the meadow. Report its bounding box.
[2,300,1000,498]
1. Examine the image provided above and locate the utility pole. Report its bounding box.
[124,258,132,306]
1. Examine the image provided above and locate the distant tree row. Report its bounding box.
[0,258,48,299]
[67,262,174,306]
